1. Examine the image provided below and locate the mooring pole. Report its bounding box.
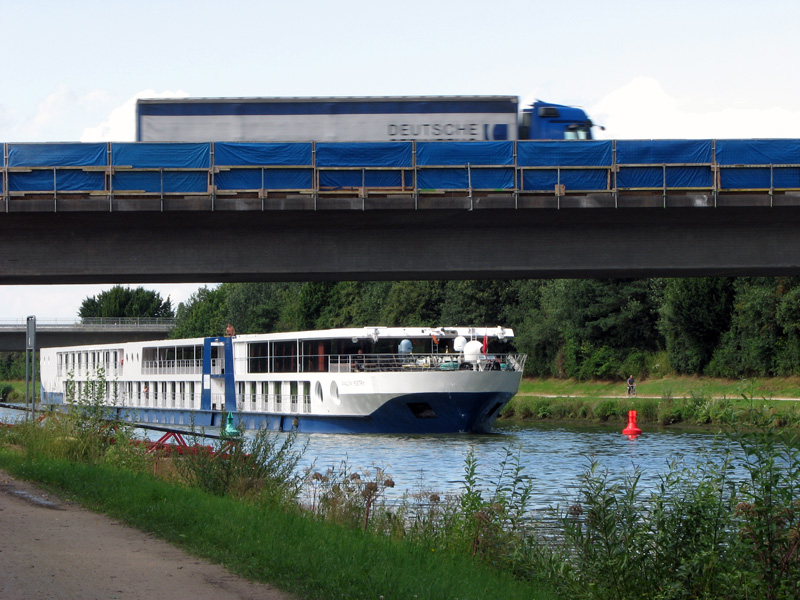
[26,316,36,419]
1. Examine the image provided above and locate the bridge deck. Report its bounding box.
[4,140,800,284]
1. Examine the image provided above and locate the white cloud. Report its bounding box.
[591,77,800,140]
[81,89,188,142]
[79,89,113,110]
[31,85,73,133]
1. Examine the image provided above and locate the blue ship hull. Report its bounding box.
[107,390,513,434]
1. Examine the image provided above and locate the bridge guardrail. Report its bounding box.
[3,140,800,209]
[0,317,176,329]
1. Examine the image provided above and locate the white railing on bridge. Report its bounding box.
[0,317,176,329]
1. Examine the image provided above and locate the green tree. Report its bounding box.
[287,282,336,330]
[379,281,444,326]
[440,280,517,327]
[225,282,300,334]
[0,352,27,380]
[548,279,663,379]
[659,278,734,374]
[79,285,174,319]
[775,282,800,373]
[170,286,228,338]
[707,278,782,377]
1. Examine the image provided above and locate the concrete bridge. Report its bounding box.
[2,139,800,284]
[0,318,175,351]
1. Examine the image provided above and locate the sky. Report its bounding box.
[2,0,800,320]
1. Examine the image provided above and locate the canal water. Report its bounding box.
[1,406,739,510]
[295,422,738,509]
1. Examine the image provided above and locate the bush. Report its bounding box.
[580,346,621,380]
[176,428,306,503]
[619,350,649,380]
[593,399,618,422]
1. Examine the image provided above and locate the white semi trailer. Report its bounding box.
[136,96,597,143]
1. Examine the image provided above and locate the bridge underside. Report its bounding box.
[0,329,171,352]
[2,192,800,284]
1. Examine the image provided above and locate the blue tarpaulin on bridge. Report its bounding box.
[521,169,608,192]
[315,143,412,189]
[319,171,408,189]
[214,143,313,190]
[715,139,800,165]
[416,142,514,166]
[517,141,612,166]
[517,141,611,192]
[719,167,800,190]
[215,169,313,191]
[416,143,514,189]
[111,143,210,168]
[5,139,800,195]
[110,143,210,193]
[715,139,800,189]
[214,142,313,166]
[112,172,208,194]
[616,140,713,189]
[8,143,107,167]
[6,143,107,192]
[316,143,413,167]
[616,140,712,164]
[417,167,515,190]
[8,170,105,192]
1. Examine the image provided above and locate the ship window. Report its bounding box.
[302,340,330,373]
[407,402,437,419]
[248,342,269,373]
[272,341,297,373]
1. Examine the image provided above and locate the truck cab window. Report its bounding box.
[564,126,591,140]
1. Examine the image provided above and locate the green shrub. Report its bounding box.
[635,399,659,423]
[593,399,618,422]
[176,428,306,503]
[580,346,621,380]
[619,350,649,380]
[657,397,686,425]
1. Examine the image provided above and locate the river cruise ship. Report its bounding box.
[38,326,525,434]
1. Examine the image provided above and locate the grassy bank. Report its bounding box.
[0,418,556,600]
[503,376,800,428]
[517,375,800,400]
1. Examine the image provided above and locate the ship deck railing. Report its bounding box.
[142,359,203,375]
[328,352,526,373]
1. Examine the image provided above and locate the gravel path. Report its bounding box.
[0,470,296,600]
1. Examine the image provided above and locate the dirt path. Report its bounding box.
[0,470,296,600]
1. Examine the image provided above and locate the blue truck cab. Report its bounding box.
[521,100,598,140]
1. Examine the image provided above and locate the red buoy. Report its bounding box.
[622,410,642,438]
